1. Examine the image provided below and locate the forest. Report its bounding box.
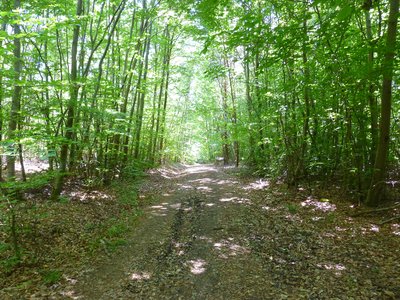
[1,0,400,298]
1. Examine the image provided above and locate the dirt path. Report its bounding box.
[65,164,400,299]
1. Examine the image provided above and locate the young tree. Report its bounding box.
[51,0,84,199]
[7,0,23,181]
[366,0,399,206]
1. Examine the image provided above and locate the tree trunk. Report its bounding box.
[0,20,5,181]
[134,21,152,159]
[244,53,255,165]
[366,0,399,206]
[226,57,239,167]
[52,0,83,200]
[7,0,22,181]
[158,30,174,163]
[364,7,379,167]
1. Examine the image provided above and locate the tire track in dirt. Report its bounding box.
[70,164,269,299]
[67,164,400,299]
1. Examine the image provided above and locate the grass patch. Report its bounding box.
[41,269,62,285]
[287,203,299,214]
[107,222,128,238]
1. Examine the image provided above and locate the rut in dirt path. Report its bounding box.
[71,164,270,299]
[67,164,400,300]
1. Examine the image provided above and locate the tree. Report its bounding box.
[366,0,399,206]
[7,0,23,182]
[51,0,84,200]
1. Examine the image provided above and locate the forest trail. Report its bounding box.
[66,165,399,299]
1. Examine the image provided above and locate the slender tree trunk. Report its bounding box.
[0,21,5,181]
[244,52,255,165]
[221,75,230,165]
[158,30,174,163]
[226,57,239,167]
[18,143,26,182]
[298,15,311,180]
[147,44,159,163]
[152,40,167,161]
[7,0,22,181]
[134,21,152,159]
[364,7,379,167]
[254,51,264,154]
[52,0,83,200]
[366,0,399,206]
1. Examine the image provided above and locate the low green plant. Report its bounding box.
[105,238,127,252]
[121,160,151,180]
[287,203,299,214]
[58,195,70,204]
[107,223,127,238]
[116,185,138,206]
[0,241,10,254]
[41,269,62,285]
[1,255,20,273]
[325,212,336,223]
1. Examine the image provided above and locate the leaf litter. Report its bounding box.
[1,165,400,299]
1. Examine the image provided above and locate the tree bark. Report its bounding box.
[364,7,379,167]
[158,28,174,163]
[52,0,83,200]
[134,19,152,159]
[0,20,6,181]
[7,0,22,181]
[366,0,399,206]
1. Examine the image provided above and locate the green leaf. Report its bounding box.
[337,5,353,21]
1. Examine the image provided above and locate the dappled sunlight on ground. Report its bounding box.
[60,190,113,203]
[130,272,151,281]
[177,184,194,190]
[182,164,218,175]
[219,197,251,204]
[317,263,346,276]
[189,178,214,185]
[360,224,380,234]
[301,197,336,212]
[216,179,239,185]
[149,203,169,216]
[186,259,207,275]
[261,205,279,212]
[188,178,238,186]
[197,186,213,192]
[213,238,250,258]
[391,224,400,236]
[149,168,181,179]
[173,242,186,256]
[15,159,49,174]
[243,179,270,191]
[285,214,303,222]
[53,164,400,300]
[169,203,181,209]
[335,226,348,232]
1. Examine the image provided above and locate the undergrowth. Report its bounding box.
[0,170,145,296]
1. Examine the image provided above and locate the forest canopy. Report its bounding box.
[0,0,399,205]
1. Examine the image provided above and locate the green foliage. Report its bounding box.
[1,255,20,273]
[325,212,336,224]
[0,0,398,204]
[41,269,62,285]
[287,203,299,215]
[121,160,151,180]
[57,195,70,204]
[107,222,128,238]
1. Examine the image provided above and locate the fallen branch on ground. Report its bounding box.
[379,215,400,225]
[350,203,400,217]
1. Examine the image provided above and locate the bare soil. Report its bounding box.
[58,164,400,299]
